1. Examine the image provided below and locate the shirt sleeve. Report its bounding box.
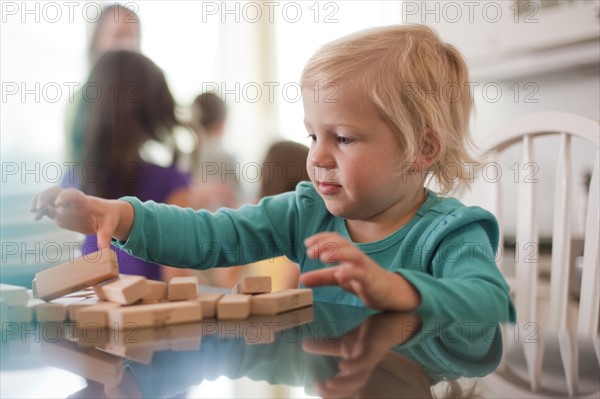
[113,189,310,269]
[397,209,516,323]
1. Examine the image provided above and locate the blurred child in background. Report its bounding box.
[214,140,310,290]
[189,92,240,211]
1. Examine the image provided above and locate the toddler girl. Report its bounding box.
[32,25,515,322]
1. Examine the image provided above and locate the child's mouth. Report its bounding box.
[317,182,342,195]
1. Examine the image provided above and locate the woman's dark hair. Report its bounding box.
[192,92,227,132]
[79,50,180,198]
[260,141,310,198]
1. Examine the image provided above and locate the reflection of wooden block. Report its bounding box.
[196,293,224,318]
[0,284,28,306]
[108,301,202,329]
[233,276,272,294]
[141,280,167,301]
[217,294,251,320]
[94,322,203,355]
[40,339,124,387]
[96,275,149,305]
[65,326,115,347]
[250,289,313,315]
[168,276,198,301]
[34,249,119,300]
[244,306,315,345]
[171,340,201,351]
[98,345,154,365]
[75,302,121,329]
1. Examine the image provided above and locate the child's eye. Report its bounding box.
[336,135,354,145]
[306,134,316,142]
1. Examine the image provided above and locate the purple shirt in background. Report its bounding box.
[62,162,190,280]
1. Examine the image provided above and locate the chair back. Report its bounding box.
[478,111,599,397]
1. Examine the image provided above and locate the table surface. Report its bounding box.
[1,300,503,398]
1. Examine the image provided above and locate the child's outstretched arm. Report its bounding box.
[300,232,421,312]
[30,187,134,249]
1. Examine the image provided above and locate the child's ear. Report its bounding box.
[414,131,441,171]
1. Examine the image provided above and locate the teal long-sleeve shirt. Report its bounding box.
[116,182,516,323]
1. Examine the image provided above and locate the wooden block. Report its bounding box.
[0,284,28,306]
[250,288,312,315]
[36,303,67,322]
[233,275,272,294]
[74,302,121,329]
[196,293,224,318]
[40,339,124,387]
[108,301,202,329]
[7,304,34,323]
[4,298,43,323]
[141,280,167,301]
[93,283,110,301]
[95,275,149,305]
[167,276,198,301]
[217,294,251,320]
[63,287,97,298]
[68,297,101,320]
[0,300,7,325]
[34,249,119,300]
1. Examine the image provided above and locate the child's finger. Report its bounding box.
[305,235,361,264]
[97,221,114,250]
[29,192,40,212]
[300,267,340,287]
[334,264,370,284]
[30,187,62,214]
[44,204,57,220]
[54,188,85,208]
[304,231,347,250]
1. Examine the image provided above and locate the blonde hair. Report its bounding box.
[301,24,478,194]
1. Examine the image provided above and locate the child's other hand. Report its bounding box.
[300,232,420,311]
[30,188,132,249]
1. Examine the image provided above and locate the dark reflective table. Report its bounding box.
[1,301,504,398]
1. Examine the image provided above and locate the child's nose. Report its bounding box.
[310,142,335,169]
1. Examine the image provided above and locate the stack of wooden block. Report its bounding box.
[1,249,312,330]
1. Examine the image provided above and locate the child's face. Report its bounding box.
[303,84,423,223]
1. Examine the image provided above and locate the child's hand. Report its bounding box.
[300,232,421,311]
[30,187,134,249]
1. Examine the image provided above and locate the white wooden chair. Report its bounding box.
[473,112,599,397]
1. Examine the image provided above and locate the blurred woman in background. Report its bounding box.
[66,4,142,165]
[64,50,193,281]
